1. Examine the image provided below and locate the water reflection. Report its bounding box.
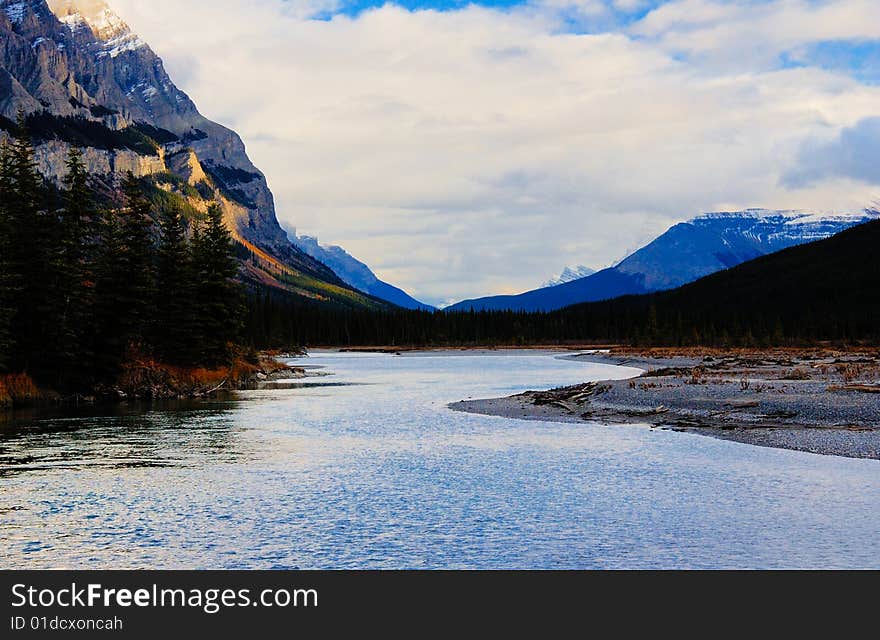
[0,399,245,478]
[1,351,878,569]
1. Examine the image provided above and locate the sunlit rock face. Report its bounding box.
[0,0,369,297]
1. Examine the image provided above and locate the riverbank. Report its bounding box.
[451,348,880,460]
[0,353,306,410]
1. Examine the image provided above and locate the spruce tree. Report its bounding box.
[153,205,198,365]
[93,174,158,379]
[92,200,126,379]
[119,174,156,344]
[0,142,14,371]
[54,147,97,387]
[6,119,55,377]
[191,204,243,364]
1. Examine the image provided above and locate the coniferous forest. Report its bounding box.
[0,130,243,395]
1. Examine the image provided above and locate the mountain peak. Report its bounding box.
[46,0,144,56]
[543,265,596,288]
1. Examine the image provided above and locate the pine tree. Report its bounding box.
[191,204,243,364]
[92,201,126,379]
[153,205,198,365]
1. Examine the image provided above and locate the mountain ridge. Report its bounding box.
[542,265,596,289]
[554,218,880,344]
[291,234,433,310]
[448,209,880,312]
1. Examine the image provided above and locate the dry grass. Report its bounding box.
[116,356,264,398]
[0,373,41,407]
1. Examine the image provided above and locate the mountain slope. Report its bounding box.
[558,219,880,343]
[448,209,879,312]
[0,0,391,310]
[292,235,433,310]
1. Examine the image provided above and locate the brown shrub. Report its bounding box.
[0,373,41,407]
[116,356,264,398]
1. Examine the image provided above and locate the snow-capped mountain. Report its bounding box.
[617,209,879,291]
[542,265,596,288]
[49,0,138,47]
[291,235,433,310]
[448,209,880,312]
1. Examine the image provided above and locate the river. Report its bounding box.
[1,350,878,569]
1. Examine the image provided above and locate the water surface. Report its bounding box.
[1,350,878,569]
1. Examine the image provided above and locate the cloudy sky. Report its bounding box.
[111,0,880,306]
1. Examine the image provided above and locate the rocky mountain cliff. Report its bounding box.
[0,0,391,309]
[448,209,880,312]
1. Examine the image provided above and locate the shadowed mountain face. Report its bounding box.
[292,235,434,310]
[0,0,398,309]
[448,209,880,312]
[556,218,880,344]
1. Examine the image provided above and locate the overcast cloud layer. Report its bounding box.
[112,0,880,306]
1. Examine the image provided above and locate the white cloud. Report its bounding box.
[611,0,649,12]
[110,0,880,305]
[633,0,880,67]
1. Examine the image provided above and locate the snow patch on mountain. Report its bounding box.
[47,0,145,56]
[98,32,146,58]
[3,1,28,24]
[543,265,596,288]
[447,208,879,313]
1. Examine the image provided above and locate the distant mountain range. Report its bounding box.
[291,235,433,310]
[542,265,596,288]
[556,218,880,344]
[448,209,880,312]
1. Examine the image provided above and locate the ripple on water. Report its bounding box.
[1,351,878,569]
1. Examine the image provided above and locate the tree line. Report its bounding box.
[244,295,879,350]
[0,127,243,392]
[245,210,880,350]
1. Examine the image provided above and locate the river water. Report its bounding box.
[1,350,878,569]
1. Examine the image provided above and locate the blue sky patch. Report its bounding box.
[798,40,880,85]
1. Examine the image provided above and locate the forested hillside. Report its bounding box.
[0,128,243,393]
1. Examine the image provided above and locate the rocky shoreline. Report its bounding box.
[451,348,880,460]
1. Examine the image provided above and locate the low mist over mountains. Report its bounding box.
[0,0,412,310]
[448,209,880,313]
